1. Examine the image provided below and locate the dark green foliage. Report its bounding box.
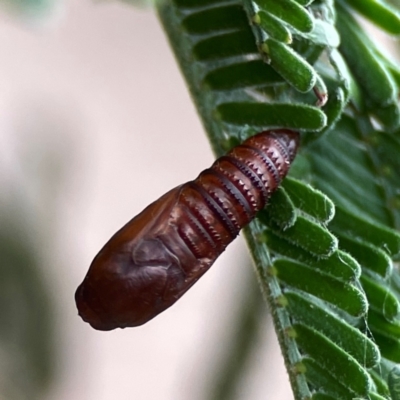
[156,0,400,398]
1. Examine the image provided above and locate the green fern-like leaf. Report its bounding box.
[154,0,400,398]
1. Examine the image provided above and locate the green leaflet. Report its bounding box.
[337,7,398,106]
[389,365,400,400]
[373,331,400,363]
[330,207,400,257]
[336,5,400,130]
[319,85,346,128]
[262,38,317,92]
[302,71,349,142]
[374,103,400,132]
[360,274,400,320]
[261,187,297,230]
[368,309,400,340]
[293,323,372,396]
[264,215,338,257]
[329,50,352,97]
[193,29,258,61]
[370,368,391,398]
[202,60,284,91]
[216,102,327,130]
[302,357,358,399]
[253,0,314,33]
[181,4,249,34]
[286,291,380,367]
[369,392,393,400]
[254,11,292,43]
[378,53,400,88]
[282,178,335,224]
[335,232,393,278]
[266,231,361,281]
[344,0,400,35]
[273,259,367,316]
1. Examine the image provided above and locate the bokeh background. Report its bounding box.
[0,1,292,399]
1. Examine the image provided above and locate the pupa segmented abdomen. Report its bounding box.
[75,129,299,330]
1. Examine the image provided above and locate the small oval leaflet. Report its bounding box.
[75,129,299,330]
[389,365,400,400]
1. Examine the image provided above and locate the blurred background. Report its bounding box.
[0,0,293,399]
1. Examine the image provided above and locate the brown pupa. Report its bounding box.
[75,129,299,330]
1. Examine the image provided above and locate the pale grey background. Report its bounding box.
[0,1,293,399]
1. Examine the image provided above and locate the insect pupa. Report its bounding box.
[75,129,299,330]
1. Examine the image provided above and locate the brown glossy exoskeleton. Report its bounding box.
[75,129,299,330]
